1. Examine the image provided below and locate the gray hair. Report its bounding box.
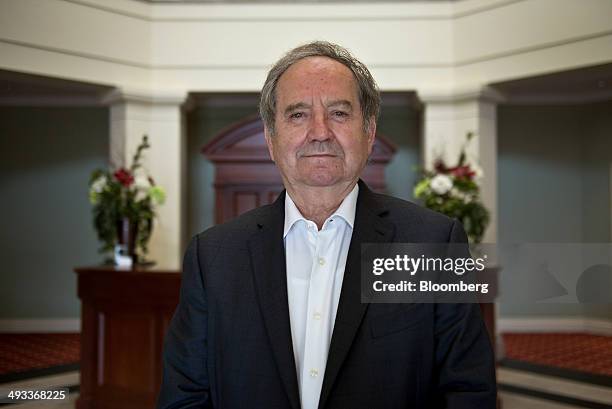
[259,41,380,135]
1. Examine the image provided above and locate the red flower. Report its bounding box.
[114,168,134,187]
[449,165,476,179]
[434,160,449,174]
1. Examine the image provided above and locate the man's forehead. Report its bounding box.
[285,55,349,73]
[276,57,359,105]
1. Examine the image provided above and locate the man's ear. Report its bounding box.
[264,126,275,162]
[366,117,376,155]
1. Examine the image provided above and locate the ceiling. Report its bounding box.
[0,70,113,106]
[143,0,458,3]
[491,63,612,104]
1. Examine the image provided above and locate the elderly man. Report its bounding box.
[158,41,496,409]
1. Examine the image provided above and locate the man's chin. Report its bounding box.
[301,173,344,188]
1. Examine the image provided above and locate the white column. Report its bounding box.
[105,90,187,269]
[421,88,500,244]
[422,89,503,361]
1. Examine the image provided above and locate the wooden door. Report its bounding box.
[203,115,396,224]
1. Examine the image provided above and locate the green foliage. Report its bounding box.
[413,133,490,243]
[88,135,165,262]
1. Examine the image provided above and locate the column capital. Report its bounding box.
[101,88,188,107]
[419,85,505,105]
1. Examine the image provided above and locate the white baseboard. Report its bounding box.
[0,319,80,333]
[499,317,612,336]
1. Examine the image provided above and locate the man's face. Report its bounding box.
[265,56,376,190]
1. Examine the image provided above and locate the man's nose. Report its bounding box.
[308,112,332,141]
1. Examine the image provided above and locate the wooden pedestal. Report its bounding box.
[75,266,180,409]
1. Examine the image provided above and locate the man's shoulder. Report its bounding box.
[193,202,278,248]
[367,191,457,240]
[370,190,452,224]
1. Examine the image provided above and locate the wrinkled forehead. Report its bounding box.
[275,56,360,109]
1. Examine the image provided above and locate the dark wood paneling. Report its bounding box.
[233,191,259,216]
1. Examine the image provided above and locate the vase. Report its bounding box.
[116,217,138,264]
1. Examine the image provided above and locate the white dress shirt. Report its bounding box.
[283,184,358,409]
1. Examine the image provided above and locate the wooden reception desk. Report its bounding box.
[75,266,180,409]
[75,266,498,409]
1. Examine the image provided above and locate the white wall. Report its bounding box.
[1,0,611,97]
[453,0,612,90]
[498,101,612,320]
[0,106,109,321]
[0,0,151,90]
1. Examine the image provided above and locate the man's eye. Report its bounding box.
[332,111,348,118]
[289,112,304,119]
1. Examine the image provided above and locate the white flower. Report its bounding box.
[91,175,107,193]
[134,175,150,190]
[132,167,152,200]
[133,175,149,201]
[472,164,484,181]
[430,174,453,195]
[450,187,466,200]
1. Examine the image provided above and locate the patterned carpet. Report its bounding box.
[0,332,611,381]
[503,333,612,377]
[0,333,80,376]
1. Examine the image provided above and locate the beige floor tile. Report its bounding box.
[498,367,612,405]
[500,391,587,409]
[0,371,79,390]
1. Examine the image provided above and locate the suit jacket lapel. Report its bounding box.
[248,193,301,409]
[318,181,395,409]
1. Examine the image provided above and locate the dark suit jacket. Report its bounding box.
[158,180,497,409]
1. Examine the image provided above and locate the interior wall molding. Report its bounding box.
[0,38,150,69]
[0,38,453,70]
[61,0,150,22]
[455,30,612,67]
[62,0,526,22]
[101,88,188,106]
[0,95,107,107]
[494,89,612,105]
[419,85,505,105]
[4,29,609,73]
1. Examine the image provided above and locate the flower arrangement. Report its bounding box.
[414,132,490,243]
[88,135,165,263]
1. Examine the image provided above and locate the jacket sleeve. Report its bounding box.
[434,220,497,408]
[157,234,213,409]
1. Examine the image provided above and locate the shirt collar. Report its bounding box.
[283,183,359,238]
